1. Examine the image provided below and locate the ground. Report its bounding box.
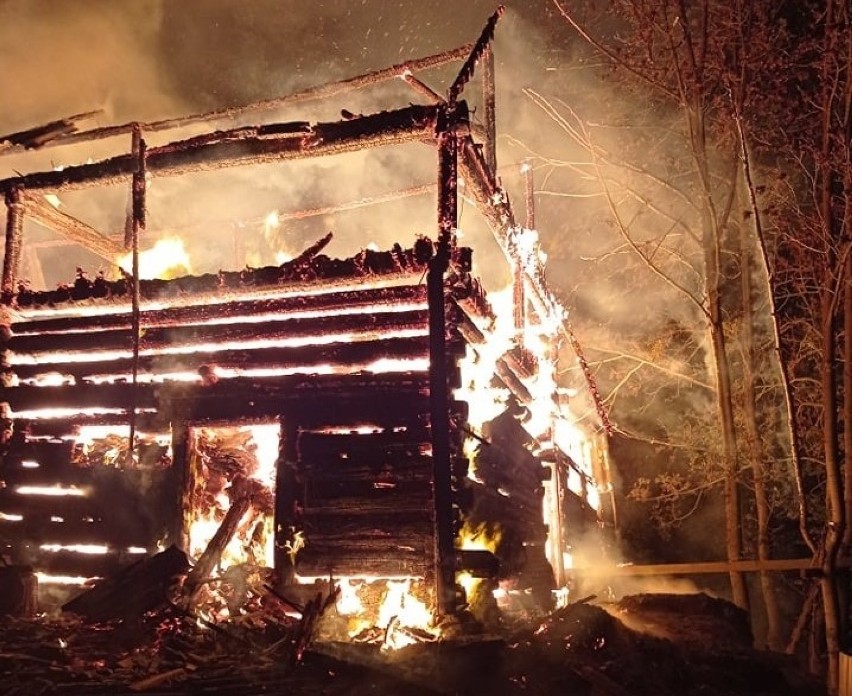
[0,593,822,695]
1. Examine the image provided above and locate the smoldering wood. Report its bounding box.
[184,479,262,600]
[7,307,430,355]
[21,192,124,262]
[300,509,432,539]
[62,544,189,622]
[3,381,158,412]
[306,477,432,502]
[0,103,446,195]
[2,187,24,298]
[447,6,505,103]
[0,110,100,152]
[11,336,432,385]
[167,391,432,430]
[481,45,497,174]
[275,418,298,586]
[7,44,474,153]
[304,454,432,482]
[297,428,431,460]
[7,239,434,309]
[295,549,431,578]
[10,283,427,335]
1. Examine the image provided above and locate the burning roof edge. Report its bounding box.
[4,237,437,312]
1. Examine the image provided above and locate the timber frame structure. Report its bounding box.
[0,10,612,622]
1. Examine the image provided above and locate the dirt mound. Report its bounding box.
[614,592,752,650]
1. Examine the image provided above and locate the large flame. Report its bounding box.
[117,238,191,280]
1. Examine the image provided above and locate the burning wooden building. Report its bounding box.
[0,14,612,640]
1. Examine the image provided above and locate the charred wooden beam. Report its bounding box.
[11,284,428,335]
[4,381,158,413]
[7,307,431,355]
[184,477,263,599]
[481,46,497,174]
[0,104,446,194]
[428,106,460,617]
[10,45,474,153]
[275,418,299,587]
[0,111,100,152]
[8,241,434,310]
[11,335,433,385]
[447,7,505,104]
[2,187,24,299]
[62,545,189,622]
[296,549,430,578]
[301,509,432,538]
[21,192,123,261]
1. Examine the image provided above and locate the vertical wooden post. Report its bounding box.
[128,126,146,465]
[169,422,190,550]
[275,416,300,587]
[2,187,25,299]
[523,161,535,231]
[481,45,497,177]
[430,106,459,616]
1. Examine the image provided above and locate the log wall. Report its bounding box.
[0,269,444,599]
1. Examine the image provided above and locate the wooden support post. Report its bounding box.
[127,126,146,465]
[275,417,300,587]
[169,422,190,549]
[482,45,497,175]
[2,186,24,299]
[430,107,459,616]
[523,161,535,231]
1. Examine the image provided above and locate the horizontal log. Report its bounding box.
[0,515,156,547]
[301,492,430,515]
[298,429,431,459]
[301,511,433,538]
[0,491,104,519]
[4,381,157,413]
[296,549,431,578]
[0,103,445,194]
[23,551,129,579]
[6,371,431,413]
[9,239,435,311]
[7,308,431,355]
[11,284,428,336]
[306,478,432,502]
[304,458,433,482]
[176,393,432,428]
[18,414,168,439]
[11,335,433,384]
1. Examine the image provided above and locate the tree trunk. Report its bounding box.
[739,216,783,650]
[820,288,845,694]
[702,206,749,611]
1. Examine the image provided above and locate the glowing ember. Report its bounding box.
[117,238,191,280]
[0,512,24,522]
[11,328,428,366]
[40,543,108,554]
[15,485,86,497]
[21,460,40,469]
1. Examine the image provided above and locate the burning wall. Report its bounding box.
[0,28,612,637]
